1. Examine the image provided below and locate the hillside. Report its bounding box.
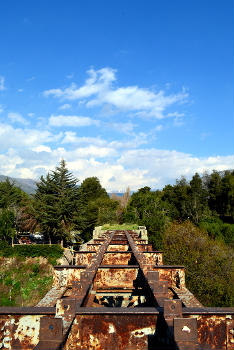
[0,175,36,194]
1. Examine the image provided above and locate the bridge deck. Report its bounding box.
[0,229,233,349]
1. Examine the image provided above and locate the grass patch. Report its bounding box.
[101,223,139,230]
[0,243,63,265]
[0,257,53,307]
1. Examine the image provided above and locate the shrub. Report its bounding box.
[0,243,63,265]
[162,221,234,306]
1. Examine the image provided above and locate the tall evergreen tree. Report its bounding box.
[34,160,79,244]
[188,173,209,224]
[207,170,223,215]
[221,170,234,220]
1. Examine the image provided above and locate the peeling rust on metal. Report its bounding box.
[0,227,233,349]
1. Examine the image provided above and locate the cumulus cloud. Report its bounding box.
[118,149,234,187]
[0,122,233,191]
[59,103,71,110]
[0,123,62,150]
[61,131,148,149]
[49,115,100,127]
[8,112,28,125]
[43,67,188,119]
[0,67,232,192]
[61,132,107,146]
[32,145,52,153]
[107,122,136,135]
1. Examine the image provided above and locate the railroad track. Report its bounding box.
[0,228,234,349]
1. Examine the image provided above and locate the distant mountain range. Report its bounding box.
[0,175,37,194]
[0,175,130,196]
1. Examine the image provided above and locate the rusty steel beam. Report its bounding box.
[0,228,234,350]
[124,230,201,349]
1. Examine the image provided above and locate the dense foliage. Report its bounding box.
[162,221,234,306]
[75,176,118,241]
[122,170,234,306]
[0,160,119,245]
[124,170,234,248]
[0,242,63,265]
[0,257,54,306]
[0,161,233,306]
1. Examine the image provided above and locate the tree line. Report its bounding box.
[0,161,233,247]
[0,160,234,306]
[124,170,234,248]
[0,160,120,245]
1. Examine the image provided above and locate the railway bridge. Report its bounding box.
[0,226,234,349]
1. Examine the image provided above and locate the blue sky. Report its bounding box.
[0,0,233,191]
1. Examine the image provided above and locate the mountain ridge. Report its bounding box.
[0,175,37,194]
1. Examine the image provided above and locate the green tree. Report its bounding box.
[34,160,79,244]
[207,170,223,215]
[162,177,190,221]
[0,209,15,245]
[221,170,234,221]
[0,178,27,209]
[162,221,234,306]
[124,187,170,249]
[96,197,119,225]
[187,173,210,224]
[75,177,109,241]
[78,177,108,204]
[0,179,29,242]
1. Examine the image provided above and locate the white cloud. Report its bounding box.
[0,76,6,91]
[32,145,52,153]
[118,149,234,188]
[44,68,115,100]
[70,146,116,158]
[59,103,71,110]
[61,131,148,150]
[107,122,136,135]
[49,115,100,127]
[61,132,107,146]
[0,123,62,150]
[43,67,188,119]
[0,149,23,175]
[28,113,34,117]
[167,112,185,118]
[8,112,28,125]
[0,104,4,113]
[0,132,233,191]
[168,112,185,126]
[154,125,163,131]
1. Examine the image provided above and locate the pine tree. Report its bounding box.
[34,160,79,244]
[207,170,223,215]
[188,173,209,224]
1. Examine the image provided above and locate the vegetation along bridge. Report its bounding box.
[0,226,234,349]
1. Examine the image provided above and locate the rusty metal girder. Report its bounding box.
[1,228,234,350]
